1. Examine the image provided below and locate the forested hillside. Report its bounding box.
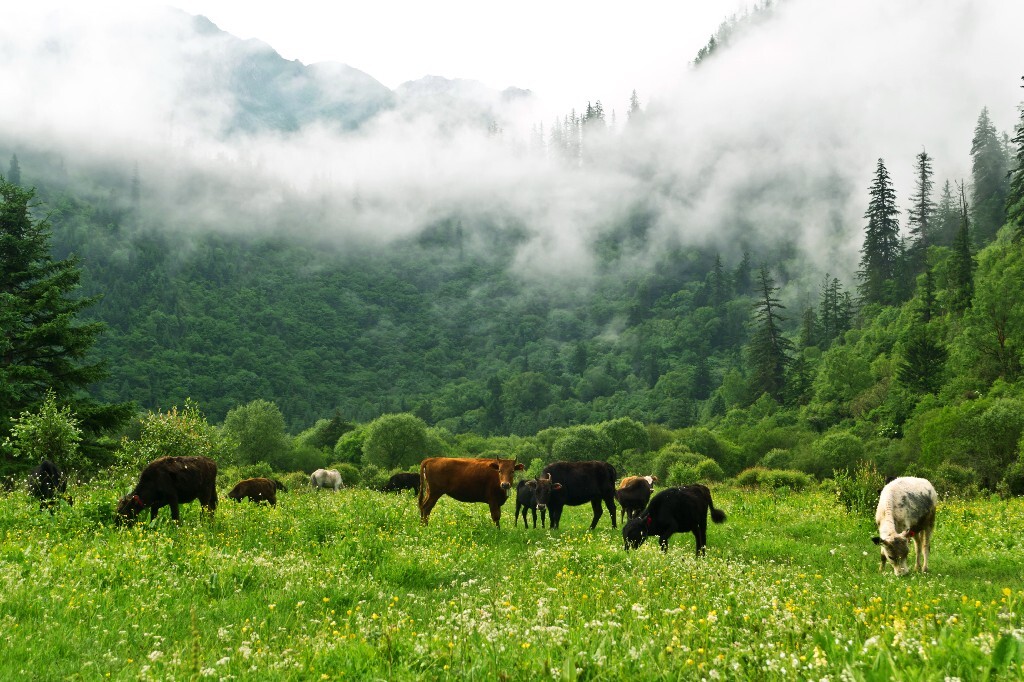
[2,4,1023,496]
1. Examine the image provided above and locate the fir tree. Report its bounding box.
[0,180,130,457]
[935,179,960,247]
[627,90,643,123]
[1008,77,1024,240]
[896,327,947,395]
[948,183,976,314]
[970,107,1010,244]
[858,158,902,305]
[7,154,21,186]
[747,265,793,402]
[905,149,936,278]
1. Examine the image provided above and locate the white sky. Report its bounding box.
[159,0,751,116]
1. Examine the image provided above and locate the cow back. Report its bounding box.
[543,460,617,506]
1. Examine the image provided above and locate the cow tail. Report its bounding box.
[707,487,727,524]
[417,462,428,510]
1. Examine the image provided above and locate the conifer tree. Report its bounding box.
[747,265,792,402]
[733,249,753,295]
[905,149,936,278]
[970,107,1010,244]
[0,180,130,456]
[948,183,976,314]
[858,158,902,305]
[1008,77,1024,240]
[935,180,960,247]
[627,90,643,123]
[7,155,21,186]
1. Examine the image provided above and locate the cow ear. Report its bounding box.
[553,483,563,490]
[514,463,525,471]
[489,462,500,470]
[525,480,537,489]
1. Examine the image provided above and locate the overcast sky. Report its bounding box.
[158,0,751,118]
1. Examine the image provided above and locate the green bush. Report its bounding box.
[332,463,361,487]
[760,448,793,470]
[831,460,885,516]
[802,431,865,479]
[1002,460,1024,496]
[551,426,614,462]
[666,457,725,486]
[759,469,814,491]
[735,467,767,488]
[933,462,979,499]
[651,444,702,481]
[334,427,367,464]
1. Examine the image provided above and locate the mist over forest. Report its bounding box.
[3,0,1024,496]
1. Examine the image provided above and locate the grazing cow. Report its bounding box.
[872,476,937,575]
[310,468,343,492]
[418,456,524,527]
[623,485,727,556]
[116,456,218,525]
[615,477,654,523]
[538,460,618,530]
[227,477,285,506]
[28,459,73,513]
[381,472,420,494]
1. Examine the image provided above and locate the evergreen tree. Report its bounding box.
[918,266,937,323]
[0,180,130,457]
[7,154,21,186]
[798,306,818,349]
[858,158,902,305]
[733,249,753,295]
[1009,78,1024,240]
[970,107,1010,244]
[948,183,976,314]
[707,253,731,307]
[935,179,960,247]
[747,265,793,402]
[817,275,852,349]
[627,90,643,123]
[905,149,936,279]
[896,327,947,394]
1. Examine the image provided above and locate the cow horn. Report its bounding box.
[543,473,551,481]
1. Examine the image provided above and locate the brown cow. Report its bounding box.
[418,456,524,527]
[227,477,285,506]
[116,456,218,525]
[616,476,655,523]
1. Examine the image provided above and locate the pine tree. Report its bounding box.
[858,158,902,305]
[1008,77,1024,240]
[7,155,21,186]
[0,180,130,456]
[970,107,1010,244]
[707,253,731,307]
[747,265,793,402]
[905,149,936,278]
[733,249,753,295]
[948,182,976,314]
[896,327,947,394]
[935,180,960,247]
[627,90,643,123]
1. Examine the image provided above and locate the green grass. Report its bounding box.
[0,483,1021,680]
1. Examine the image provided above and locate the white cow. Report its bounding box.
[310,468,343,492]
[872,476,937,575]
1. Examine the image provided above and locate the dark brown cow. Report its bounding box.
[227,477,285,505]
[381,472,420,494]
[538,460,618,530]
[116,456,218,525]
[28,459,73,514]
[418,456,524,527]
[615,476,654,523]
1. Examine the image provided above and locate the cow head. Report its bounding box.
[872,531,912,575]
[623,514,651,550]
[488,458,525,491]
[115,494,145,526]
[525,473,562,511]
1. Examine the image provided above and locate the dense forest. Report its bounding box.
[2,6,1023,499]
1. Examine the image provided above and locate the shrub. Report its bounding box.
[735,467,767,488]
[551,426,614,462]
[1002,460,1024,497]
[332,463,361,487]
[114,400,229,471]
[363,414,428,470]
[933,462,979,499]
[666,457,725,486]
[760,448,793,470]
[3,390,84,473]
[651,444,702,482]
[831,460,885,516]
[759,469,814,491]
[804,431,865,479]
[334,427,367,464]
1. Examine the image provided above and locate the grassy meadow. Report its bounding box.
[0,475,1022,681]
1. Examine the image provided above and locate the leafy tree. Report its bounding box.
[0,179,130,458]
[3,390,83,471]
[362,413,428,470]
[115,400,226,470]
[222,398,291,467]
[858,158,903,305]
[597,417,649,456]
[747,265,792,402]
[970,107,1010,244]
[550,425,614,462]
[905,149,937,279]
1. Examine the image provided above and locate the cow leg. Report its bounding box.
[514,504,521,527]
[918,530,930,572]
[530,507,537,529]
[695,526,708,557]
[589,499,603,530]
[549,505,561,529]
[659,535,670,553]
[540,508,547,528]
[170,501,181,522]
[489,504,501,527]
[605,495,617,528]
[419,492,441,525]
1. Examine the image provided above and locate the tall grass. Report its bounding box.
[0,482,1021,680]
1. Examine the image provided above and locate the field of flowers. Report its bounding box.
[0,475,1021,680]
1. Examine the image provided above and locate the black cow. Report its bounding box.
[623,485,726,556]
[615,477,653,523]
[227,477,285,506]
[28,459,72,513]
[381,472,420,494]
[116,456,218,525]
[537,461,617,530]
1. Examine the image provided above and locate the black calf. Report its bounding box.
[623,485,726,556]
